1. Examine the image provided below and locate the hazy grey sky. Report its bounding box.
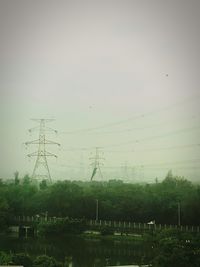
[0,0,200,182]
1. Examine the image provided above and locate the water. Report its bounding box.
[0,234,153,267]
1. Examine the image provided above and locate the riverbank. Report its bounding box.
[81,232,144,242]
[1,228,200,267]
[0,233,153,267]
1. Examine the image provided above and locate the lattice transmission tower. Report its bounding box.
[25,119,60,183]
[89,147,105,181]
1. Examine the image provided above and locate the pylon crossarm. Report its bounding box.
[27,151,38,157]
[25,139,40,145]
[25,140,60,146]
[28,126,40,133]
[28,152,57,157]
[31,118,55,122]
[44,151,58,157]
[44,139,60,145]
[44,127,58,133]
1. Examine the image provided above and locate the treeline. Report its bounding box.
[0,171,200,230]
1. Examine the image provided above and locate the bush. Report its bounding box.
[33,255,62,267]
[0,251,12,265]
[152,230,200,267]
[100,226,114,236]
[12,253,32,267]
[38,218,87,236]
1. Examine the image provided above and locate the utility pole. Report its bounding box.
[25,119,60,183]
[96,199,99,221]
[175,180,181,227]
[178,201,181,226]
[89,147,105,181]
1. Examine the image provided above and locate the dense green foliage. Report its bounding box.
[12,253,33,267]
[0,251,12,265]
[152,229,200,267]
[100,226,114,236]
[38,218,87,236]
[0,171,200,232]
[0,252,61,267]
[1,172,199,266]
[33,255,62,267]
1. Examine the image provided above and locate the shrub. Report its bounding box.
[0,251,12,265]
[38,218,87,236]
[33,255,61,267]
[100,226,114,236]
[12,253,32,267]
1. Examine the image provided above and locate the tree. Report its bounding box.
[0,197,9,231]
[23,174,31,185]
[39,180,48,190]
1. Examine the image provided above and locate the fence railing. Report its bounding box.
[11,216,200,232]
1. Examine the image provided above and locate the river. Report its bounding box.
[0,234,153,267]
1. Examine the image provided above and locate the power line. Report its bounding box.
[137,166,200,171]
[130,158,200,168]
[55,158,200,170]
[60,94,200,134]
[105,125,200,148]
[104,143,200,153]
[61,125,200,151]
[62,114,198,135]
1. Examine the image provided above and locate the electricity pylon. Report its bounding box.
[25,119,60,183]
[89,147,105,181]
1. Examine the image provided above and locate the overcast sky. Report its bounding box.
[0,0,200,182]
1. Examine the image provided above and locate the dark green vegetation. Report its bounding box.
[0,172,200,266]
[152,229,200,267]
[0,171,200,232]
[0,234,151,267]
[38,218,87,236]
[0,229,200,267]
[0,252,62,267]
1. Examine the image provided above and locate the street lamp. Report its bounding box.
[96,199,99,221]
[178,201,181,226]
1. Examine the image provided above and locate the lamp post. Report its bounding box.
[178,201,181,226]
[176,180,181,227]
[45,211,48,222]
[96,199,99,221]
